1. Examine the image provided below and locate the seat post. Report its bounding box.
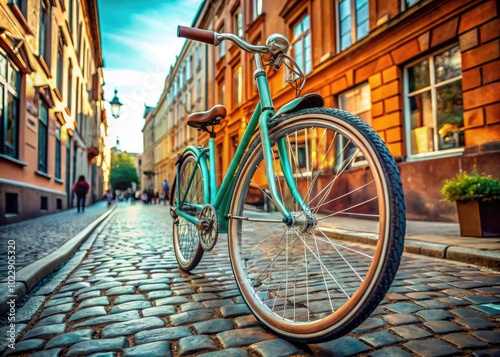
[209,125,216,138]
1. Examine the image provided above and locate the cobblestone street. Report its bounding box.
[1,204,500,356]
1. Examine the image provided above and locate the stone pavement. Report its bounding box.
[0,204,499,356]
[0,201,111,279]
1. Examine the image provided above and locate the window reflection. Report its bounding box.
[406,46,464,156]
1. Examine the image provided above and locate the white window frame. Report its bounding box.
[291,14,312,75]
[252,0,262,20]
[404,44,464,161]
[338,83,371,167]
[337,0,369,52]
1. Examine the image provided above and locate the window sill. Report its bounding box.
[53,87,63,101]
[406,148,464,162]
[55,178,64,184]
[36,55,52,78]
[0,154,28,167]
[35,170,52,180]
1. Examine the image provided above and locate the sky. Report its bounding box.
[97,0,202,153]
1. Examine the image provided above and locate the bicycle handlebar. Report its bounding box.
[177,26,305,95]
[177,26,216,45]
[177,26,268,54]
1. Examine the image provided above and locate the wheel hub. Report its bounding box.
[291,211,317,233]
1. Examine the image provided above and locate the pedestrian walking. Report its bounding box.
[73,175,90,213]
[163,179,169,205]
[147,188,154,204]
[106,189,113,207]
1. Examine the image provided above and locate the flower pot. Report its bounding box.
[456,200,500,237]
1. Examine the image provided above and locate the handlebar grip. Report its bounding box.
[177,26,216,45]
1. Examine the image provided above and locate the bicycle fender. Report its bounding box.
[272,93,324,119]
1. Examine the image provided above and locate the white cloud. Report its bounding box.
[100,0,202,153]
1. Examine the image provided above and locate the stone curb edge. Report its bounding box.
[0,206,118,315]
[321,227,500,271]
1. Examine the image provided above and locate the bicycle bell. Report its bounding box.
[266,34,289,55]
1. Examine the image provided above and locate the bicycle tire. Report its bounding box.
[228,107,405,342]
[172,152,205,271]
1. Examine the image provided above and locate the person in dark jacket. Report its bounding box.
[73,175,90,213]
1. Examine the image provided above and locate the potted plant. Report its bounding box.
[441,170,500,237]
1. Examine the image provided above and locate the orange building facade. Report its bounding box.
[158,0,499,222]
[0,0,108,224]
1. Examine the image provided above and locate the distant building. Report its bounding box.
[157,0,500,222]
[0,0,108,224]
[141,105,155,191]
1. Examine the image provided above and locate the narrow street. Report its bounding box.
[2,204,500,356]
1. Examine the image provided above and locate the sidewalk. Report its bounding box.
[0,201,115,315]
[320,216,500,271]
[1,203,499,315]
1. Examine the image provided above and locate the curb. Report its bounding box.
[0,205,117,315]
[321,227,500,271]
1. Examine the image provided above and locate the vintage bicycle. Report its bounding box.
[171,26,406,343]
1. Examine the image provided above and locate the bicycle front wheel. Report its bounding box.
[172,152,205,271]
[228,108,405,342]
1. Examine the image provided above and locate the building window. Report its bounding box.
[252,0,263,20]
[233,7,243,37]
[233,65,243,107]
[196,78,201,101]
[39,0,51,62]
[339,83,371,125]
[57,32,64,95]
[67,60,73,112]
[292,14,312,75]
[406,45,464,156]
[75,77,80,127]
[218,80,225,106]
[5,192,18,215]
[338,83,371,166]
[0,53,20,159]
[179,66,184,88]
[218,25,226,60]
[38,101,49,172]
[178,126,184,147]
[338,0,369,51]
[55,124,61,179]
[196,45,202,70]
[405,0,421,9]
[186,56,192,81]
[66,133,71,205]
[9,0,27,17]
[68,0,74,33]
[40,196,48,210]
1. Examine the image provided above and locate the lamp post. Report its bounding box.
[109,89,123,119]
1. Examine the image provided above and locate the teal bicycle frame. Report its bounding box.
[175,53,307,232]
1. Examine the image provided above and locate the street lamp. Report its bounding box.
[109,89,123,119]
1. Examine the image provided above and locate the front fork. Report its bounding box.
[254,51,312,227]
[258,110,313,227]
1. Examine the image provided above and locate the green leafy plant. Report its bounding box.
[441,170,500,202]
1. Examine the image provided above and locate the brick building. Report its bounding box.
[158,0,500,222]
[0,0,108,224]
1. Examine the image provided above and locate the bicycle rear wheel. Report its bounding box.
[172,153,205,271]
[228,107,405,342]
